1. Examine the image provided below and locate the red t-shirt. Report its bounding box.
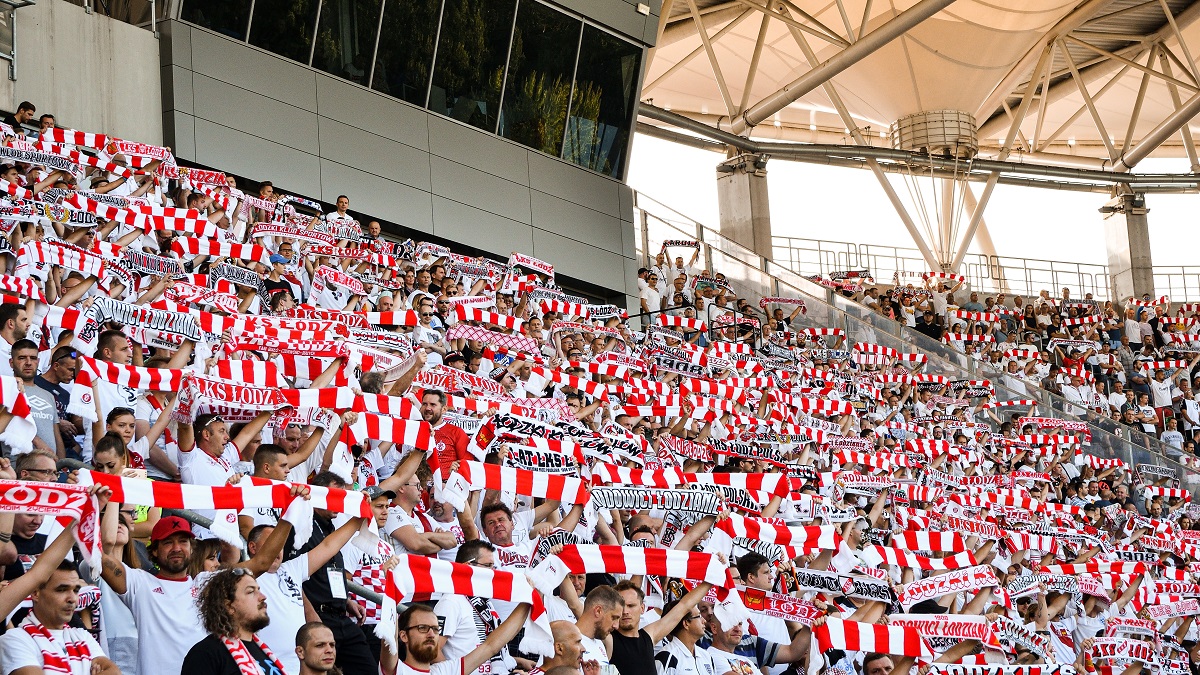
[432,422,470,478]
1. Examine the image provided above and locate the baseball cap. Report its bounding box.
[363,486,396,501]
[445,351,465,363]
[150,516,195,543]
[269,253,289,264]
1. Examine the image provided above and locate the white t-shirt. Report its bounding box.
[707,647,760,675]
[0,622,106,675]
[580,634,615,675]
[385,507,426,556]
[180,444,241,538]
[1151,378,1179,408]
[640,286,663,312]
[434,594,512,675]
[655,636,719,675]
[426,517,466,563]
[119,568,212,675]
[394,660,463,675]
[257,555,310,675]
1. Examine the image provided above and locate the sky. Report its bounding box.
[626,133,1200,274]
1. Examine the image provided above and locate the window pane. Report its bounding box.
[428,0,517,133]
[371,0,441,105]
[497,2,580,156]
[312,0,382,84]
[248,0,320,65]
[564,26,642,178]
[180,0,251,41]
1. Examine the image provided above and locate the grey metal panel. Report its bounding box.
[191,74,320,153]
[164,111,197,162]
[531,229,625,290]
[320,160,435,235]
[160,65,191,116]
[194,118,322,197]
[162,21,191,70]
[427,116,530,186]
[314,74,429,152]
[622,256,642,299]
[528,152,621,218]
[618,184,635,221]
[188,27,319,112]
[318,117,432,192]
[529,190,622,255]
[620,219,636,259]
[432,196,534,260]
[431,156,532,226]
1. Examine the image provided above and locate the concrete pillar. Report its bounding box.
[1103,193,1154,304]
[716,153,772,259]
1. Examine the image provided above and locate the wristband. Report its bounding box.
[0,532,11,542]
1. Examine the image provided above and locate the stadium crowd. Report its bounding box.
[0,99,1194,675]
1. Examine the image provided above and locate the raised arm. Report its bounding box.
[463,603,532,674]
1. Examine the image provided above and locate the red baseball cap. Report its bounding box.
[150,516,196,543]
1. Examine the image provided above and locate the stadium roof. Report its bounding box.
[640,0,1200,172]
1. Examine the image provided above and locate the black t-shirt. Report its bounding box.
[611,629,656,675]
[2,532,47,581]
[284,514,344,607]
[263,277,293,295]
[181,634,282,675]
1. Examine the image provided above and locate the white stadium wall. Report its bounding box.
[11,1,164,146]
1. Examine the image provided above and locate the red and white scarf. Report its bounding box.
[0,481,100,573]
[455,304,524,332]
[815,617,934,659]
[445,323,538,353]
[20,614,97,675]
[172,238,272,266]
[863,546,978,570]
[82,469,376,547]
[220,634,285,675]
[437,461,590,512]
[68,356,185,421]
[529,544,748,631]
[378,554,551,655]
[712,513,842,552]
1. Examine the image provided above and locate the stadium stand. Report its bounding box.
[0,108,1196,675]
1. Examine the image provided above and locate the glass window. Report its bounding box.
[180,0,251,41]
[370,0,442,105]
[497,2,580,157]
[427,0,517,133]
[248,0,320,65]
[563,26,642,178]
[312,0,382,85]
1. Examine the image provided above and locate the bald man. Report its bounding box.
[529,621,589,675]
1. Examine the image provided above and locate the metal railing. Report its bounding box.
[772,235,1112,300]
[635,190,1200,486]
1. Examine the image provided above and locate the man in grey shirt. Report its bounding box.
[11,338,62,456]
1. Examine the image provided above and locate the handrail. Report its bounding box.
[634,189,1200,486]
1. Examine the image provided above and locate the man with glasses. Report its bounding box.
[385,473,457,557]
[35,347,82,460]
[433,540,518,675]
[381,601,530,675]
[2,451,59,583]
[653,598,718,675]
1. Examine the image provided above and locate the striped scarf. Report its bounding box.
[20,615,96,675]
[377,554,552,656]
